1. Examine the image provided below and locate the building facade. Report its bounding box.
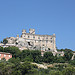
[0,28,64,56]
[6,29,57,52]
[0,52,12,61]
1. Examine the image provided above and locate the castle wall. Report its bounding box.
[21,32,56,51]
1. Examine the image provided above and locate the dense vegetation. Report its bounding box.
[0,46,75,75]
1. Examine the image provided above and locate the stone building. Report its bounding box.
[0,29,64,56]
[6,29,57,52]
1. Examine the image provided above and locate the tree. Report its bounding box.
[57,48,73,61]
[43,52,54,63]
[54,56,65,63]
[50,70,62,75]
[30,50,41,63]
[62,67,75,75]
[4,47,21,58]
[0,47,3,52]
[3,39,8,44]
[63,49,73,61]
[69,60,75,66]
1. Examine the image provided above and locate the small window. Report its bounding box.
[33,36,35,38]
[38,37,40,39]
[0,58,1,60]
[28,36,29,38]
[0,54,1,56]
[46,40,48,43]
[42,44,44,46]
[51,41,52,43]
[35,40,36,43]
[50,38,52,39]
[28,42,31,46]
[46,37,48,39]
[4,54,6,57]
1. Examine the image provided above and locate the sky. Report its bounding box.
[0,0,75,51]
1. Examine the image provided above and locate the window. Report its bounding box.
[28,36,29,38]
[51,41,52,43]
[42,44,44,46]
[50,38,52,39]
[46,40,48,43]
[9,55,10,57]
[0,58,1,60]
[33,36,35,39]
[0,54,1,56]
[38,37,40,39]
[28,42,31,46]
[35,40,36,43]
[46,37,48,39]
[4,54,6,57]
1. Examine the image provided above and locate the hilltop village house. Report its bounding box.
[0,52,12,61]
[0,29,64,56]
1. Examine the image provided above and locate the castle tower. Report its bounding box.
[22,29,26,34]
[53,33,57,52]
[29,29,35,34]
[16,34,19,39]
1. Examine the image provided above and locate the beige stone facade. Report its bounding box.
[20,29,56,52]
[5,29,57,52]
[0,28,64,56]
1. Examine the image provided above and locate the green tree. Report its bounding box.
[0,47,3,52]
[50,70,62,75]
[30,50,41,63]
[4,47,21,58]
[63,49,73,61]
[69,60,75,66]
[3,39,8,44]
[2,63,14,75]
[43,52,54,63]
[62,67,75,75]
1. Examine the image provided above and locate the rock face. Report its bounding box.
[6,29,57,52]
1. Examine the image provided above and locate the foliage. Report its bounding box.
[69,60,75,66]
[63,49,73,61]
[3,39,8,44]
[0,47,75,75]
[57,48,73,61]
[62,67,75,75]
[50,70,62,75]
[0,47,4,52]
[4,47,21,58]
[43,52,54,63]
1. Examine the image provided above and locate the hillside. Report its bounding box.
[0,46,75,75]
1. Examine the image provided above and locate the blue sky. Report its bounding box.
[0,0,75,51]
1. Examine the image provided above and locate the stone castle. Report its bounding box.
[7,29,56,51]
[0,29,64,56]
